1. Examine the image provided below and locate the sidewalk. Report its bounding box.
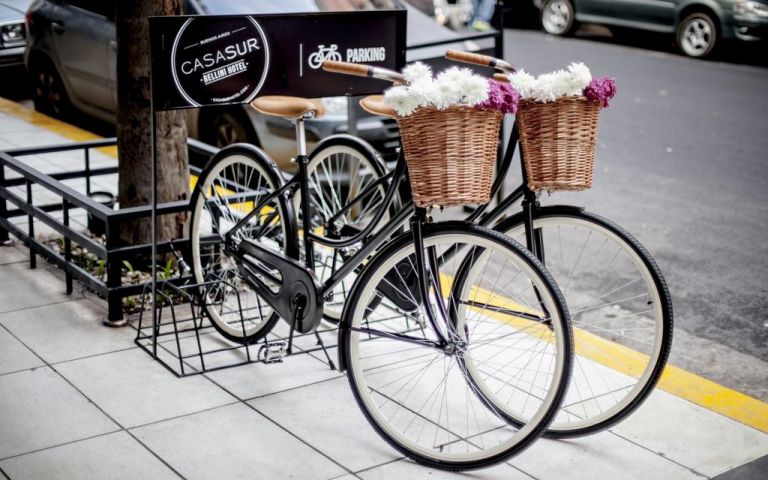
[1,97,768,479]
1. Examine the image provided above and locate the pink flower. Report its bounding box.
[476,79,520,114]
[583,77,617,107]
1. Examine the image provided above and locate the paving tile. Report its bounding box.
[0,263,76,314]
[0,244,26,265]
[55,349,236,428]
[0,431,180,480]
[0,326,43,375]
[358,458,530,480]
[0,367,118,459]
[132,403,346,480]
[249,377,400,472]
[612,389,768,477]
[205,348,342,400]
[510,430,703,480]
[1,299,134,364]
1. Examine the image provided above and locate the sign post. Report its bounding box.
[146,11,406,353]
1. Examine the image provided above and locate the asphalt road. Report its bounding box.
[500,28,768,400]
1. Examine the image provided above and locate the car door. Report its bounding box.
[49,0,114,112]
[577,0,677,29]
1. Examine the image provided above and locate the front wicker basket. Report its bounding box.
[516,96,601,192]
[397,106,503,207]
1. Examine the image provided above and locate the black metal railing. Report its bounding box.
[0,138,217,323]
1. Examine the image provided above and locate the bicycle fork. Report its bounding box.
[409,209,460,351]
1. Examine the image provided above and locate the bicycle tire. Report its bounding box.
[188,143,298,344]
[495,206,673,437]
[339,222,573,470]
[300,135,392,323]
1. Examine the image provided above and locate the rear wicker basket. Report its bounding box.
[397,105,503,207]
[516,96,601,192]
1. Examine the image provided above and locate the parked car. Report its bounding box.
[534,0,768,57]
[0,0,31,69]
[24,0,493,168]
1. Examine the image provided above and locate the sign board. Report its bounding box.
[149,11,407,111]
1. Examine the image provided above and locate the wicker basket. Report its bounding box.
[516,96,601,192]
[397,105,503,207]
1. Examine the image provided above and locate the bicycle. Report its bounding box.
[332,51,673,439]
[307,44,342,69]
[187,85,574,468]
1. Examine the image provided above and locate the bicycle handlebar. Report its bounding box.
[444,49,516,73]
[322,60,408,85]
[493,73,509,83]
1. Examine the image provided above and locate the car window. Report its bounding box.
[65,0,115,19]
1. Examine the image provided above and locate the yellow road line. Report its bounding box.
[448,274,768,433]
[0,97,118,157]
[3,95,768,433]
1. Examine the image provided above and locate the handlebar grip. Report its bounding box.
[493,73,510,83]
[445,49,516,73]
[445,49,495,67]
[322,60,408,85]
[322,60,371,77]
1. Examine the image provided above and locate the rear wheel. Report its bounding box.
[31,59,70,118]
[677,12,718,58]
[342,224,572,470]
[202,108,259,149]
[541,0,577,36]
[300,138,391,323]
[189,145,296,344]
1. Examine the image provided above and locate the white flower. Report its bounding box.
[532,72,561,102]
[568,62,592,92]
[437,66,471,84]
[402,62,433,83]
[508,69,537,99]
[461,75,489,105]
[384,85,421,116]
[408,78,435,108]
[430,76,463,109]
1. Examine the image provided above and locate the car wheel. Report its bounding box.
[202,109,259,149]
[677,12,718,58]
[31,59,70,118]
[541,0,577,36]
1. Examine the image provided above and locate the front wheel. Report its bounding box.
[341,223,572,470]
[498,208,673,437]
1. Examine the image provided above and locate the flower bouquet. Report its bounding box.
[507,63,617,192]
[381,63,518,207]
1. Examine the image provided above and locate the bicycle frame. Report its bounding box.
[213,111,554,351]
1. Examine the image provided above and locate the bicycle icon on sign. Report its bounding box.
[308,44,342,69]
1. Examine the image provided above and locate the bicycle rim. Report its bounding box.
[343,225,571,469]
[503,211,671,435]
[190,151,288,342]
[300,143,389,322]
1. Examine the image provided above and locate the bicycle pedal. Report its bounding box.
[258,341,289,364]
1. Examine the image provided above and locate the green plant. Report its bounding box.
[96,259,106,279]
[156,257,175,280]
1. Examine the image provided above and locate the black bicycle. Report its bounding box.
[308,54,673,439]
[187,85,574,468]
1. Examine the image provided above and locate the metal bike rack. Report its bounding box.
[134,277,338,377]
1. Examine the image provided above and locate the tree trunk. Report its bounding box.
[116,0,189,247]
